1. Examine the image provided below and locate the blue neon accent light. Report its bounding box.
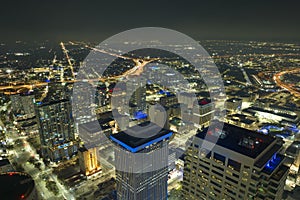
[110,132,173,153]
[58,143,69,149]
[157,89,172,96]
[258,124,296,138]
[264,153,282,173]
[158,90,165,95]
[133,111,147,120]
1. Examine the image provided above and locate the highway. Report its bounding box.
[241,68,252,86]
[1,41,300,96]
[0,41,159,95]
[73,41,159,77]
[273,68,300,97]
[60,42,75,80]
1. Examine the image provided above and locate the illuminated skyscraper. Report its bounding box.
[35,99,78,162]
[110,122,173,200]
[127,79,146,112]
[182,123,288,200]
[78,146,101,176]
[96,82,109,107]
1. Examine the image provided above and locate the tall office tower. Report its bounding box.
[110,122,173,200]
[182,122,289,200]
[192,98,214,128]
[78,146,101,176]
[35,99,78,162]
[73,81,98,125]
[43,82,72,102]
[179,98,214,132]
[149,104,169,129]
[178,92,196,108]
[111,82,127,115]
[96,82,109,107]
[127,79,147,112]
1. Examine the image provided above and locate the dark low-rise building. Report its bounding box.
[0,172,38,200]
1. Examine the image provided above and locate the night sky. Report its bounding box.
[1,0,300,42]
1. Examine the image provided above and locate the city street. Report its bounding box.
[7,128,75,199]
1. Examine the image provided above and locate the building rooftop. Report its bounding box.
[228,90,251,98]
[36,98,69,107]
[240,118,256,125]
[261,153,285,174]
[197,98,211,106]
[230,113,247,120]
[78,146,89,152]
[0,172,35,199]
[270,104,298,112]
[249,106,298,120]
[195,122,276,158]
[169,103,180,109]
[286,141,300,156]
[226,97,242,103]
[196,91,210,98]
[110,121,173,153]
[254,143,282,169]
[98,111,113,118]
[271,165,289,182]
[256,98,277,104]
[0,158,10,167]
[179,92,195,97]
[98,117,114,124]
[79,120,102,134]
[79,119,112,134]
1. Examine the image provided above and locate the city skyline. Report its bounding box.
[0,1,300,200]
[0,34,299,199]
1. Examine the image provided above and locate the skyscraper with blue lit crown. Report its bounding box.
[110,121,173,200]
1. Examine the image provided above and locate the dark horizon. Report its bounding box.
[1,0,300,43]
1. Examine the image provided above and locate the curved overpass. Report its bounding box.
[273,68,300,97]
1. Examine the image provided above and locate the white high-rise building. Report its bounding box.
[182,122,288,200]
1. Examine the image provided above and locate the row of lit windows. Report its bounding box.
[183,146,280,200]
